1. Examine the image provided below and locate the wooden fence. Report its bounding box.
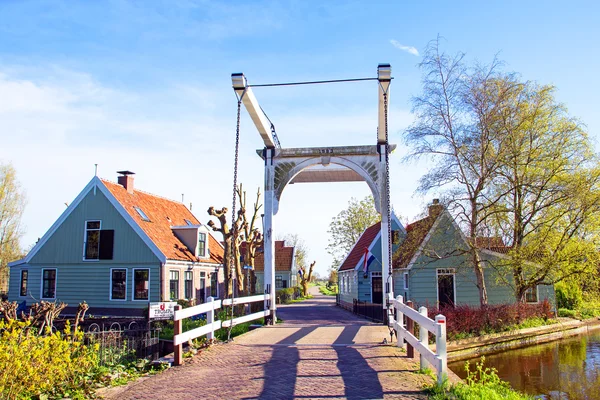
[388,294,447,384]
[173,294,270,365]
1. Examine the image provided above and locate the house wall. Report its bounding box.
[163,264,222,302]
[404,212,556,308]
[255,271,294,293]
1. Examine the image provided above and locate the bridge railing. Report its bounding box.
[388,294,447,384]
[172,294,270,365]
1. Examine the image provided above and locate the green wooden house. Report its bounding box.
[8,171,224,316]
[338,201,555,309]
[253,240,297,292]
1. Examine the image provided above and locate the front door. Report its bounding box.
[437,274,455,308]
[372,277,383,304]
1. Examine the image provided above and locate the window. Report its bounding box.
[133,269,149,300]
[170,270,180,300]
[275,275,283,289]
[184,271,193,299]
[197,232,207,257]
[210,272,218,298]
[525,287,538,303]
[42,269,56,299]
[403,272,409,290]
[83,220,114,260]
[84,220,101,260]
[199,272,206,302]
[110,269,127,300]
[185,219,193,226]
[134,207,151,222]
[20,270,28,297]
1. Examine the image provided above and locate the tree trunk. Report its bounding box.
[472,249,488,306]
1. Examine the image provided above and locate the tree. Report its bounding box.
[406,38,517,305]
[298,261,315,297]
[0,162,26,293]
[236,185,263,295]
[277,233,309,269]
[486,81,600,302]
[326,196,379,268]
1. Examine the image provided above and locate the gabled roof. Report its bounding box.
[393,212,441,269]
[101,179,223,264]
[338,223,381,271]
[253,241,295,272]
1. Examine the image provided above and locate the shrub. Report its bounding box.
[0,320,99,399]
[558,308,576,318]
[276,287,302,304]
[555,281,582,310]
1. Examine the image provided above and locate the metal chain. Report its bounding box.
[227,94,243,341]
[384,92,392,279]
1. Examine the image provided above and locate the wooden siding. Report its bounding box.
[30,188,160,265]
[9,263,160,310]
[255,271,294,293]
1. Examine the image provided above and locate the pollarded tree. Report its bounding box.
[326,196,379,269]
[235,184,263,296]
[0,162,26,293]
[298,261,316,297]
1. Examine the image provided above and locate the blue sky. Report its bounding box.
[1,0,599,276]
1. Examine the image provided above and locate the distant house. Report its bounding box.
[338,201,555,310]
[8,171,224,316]
[253,241,297,292]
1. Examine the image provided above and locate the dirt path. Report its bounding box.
[101,292,433,399]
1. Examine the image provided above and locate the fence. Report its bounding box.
[173,294,270,366]
[388,294,447,384]
[353,299,386,323]
[85,322,160,366]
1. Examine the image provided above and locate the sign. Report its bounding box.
[149,302,176,320]
[243,265,253,270]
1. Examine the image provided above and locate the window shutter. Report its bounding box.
[99,230,115,260]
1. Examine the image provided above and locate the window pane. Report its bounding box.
[85,230,100,259]
[526,288,537,303]
[87,221,100,229]
[134,269,149,300]
[184,271,193,299]
[111,269,126,300]
[210,272,217,297]
[20,270,28,297]
[275,275,283,289]
[170,270,179,300]
[42,270,56,298]
[198,233,206,257]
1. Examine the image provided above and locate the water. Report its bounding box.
[448,328,600,399]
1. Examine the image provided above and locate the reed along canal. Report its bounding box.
[448,327,600,399]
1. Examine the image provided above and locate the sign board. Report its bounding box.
[149,302,177,320]
[243,265,253,270]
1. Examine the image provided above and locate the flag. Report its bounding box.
[363,248,376,273]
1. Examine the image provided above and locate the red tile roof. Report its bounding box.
[253,241,295,272]
[101,179,223,264]
[393,213,440,269]
[338,223,381,271]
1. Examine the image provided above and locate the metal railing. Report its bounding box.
[173,294,270,365]
[353,299,386,323]
[85,323,160,366]
[388,294,447,384]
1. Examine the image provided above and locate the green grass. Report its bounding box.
[426,358,532,400]
[319,285,337,296]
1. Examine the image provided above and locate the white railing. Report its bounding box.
[172,294,270,366]
[388,294,447,384]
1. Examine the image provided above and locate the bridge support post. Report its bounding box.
[173,305,182,366]
[263,148,277,324]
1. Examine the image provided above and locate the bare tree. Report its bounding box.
[236,185,263,296]
[298,261,316,297]
[0,162,26,293]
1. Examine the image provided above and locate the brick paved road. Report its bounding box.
[103,289,433,399]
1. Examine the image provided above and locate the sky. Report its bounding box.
[1,0,599,278]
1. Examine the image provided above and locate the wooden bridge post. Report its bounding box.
[395,295,405,350]
[418,306,429,370]
[173,305,182,366]
[406,301,414,358]
[207,296,215,340]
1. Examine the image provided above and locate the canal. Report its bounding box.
[448,327,600,399]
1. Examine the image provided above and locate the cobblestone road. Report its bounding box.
[103,289,433,399]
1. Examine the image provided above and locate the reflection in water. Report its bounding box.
[448,329,600,399]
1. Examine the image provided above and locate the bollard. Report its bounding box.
[435,314,447,385]
[406,301,415,358]
[419,306,429,370]
[207,296,215,340]
[173,305,182,366]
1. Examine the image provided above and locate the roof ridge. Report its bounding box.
[100,178,188,207]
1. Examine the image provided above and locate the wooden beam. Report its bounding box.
[232,73,276,148]
[377,64,391,144]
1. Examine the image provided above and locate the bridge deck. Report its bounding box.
[103,288,433,399]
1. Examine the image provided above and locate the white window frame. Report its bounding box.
[40,268,57,300]
[83,220,101,261]
[109,268,127,301]
[169,270,180,300]
[184,270,194,300]
[132,268,150,301]
[19,269,28,297]
[436,268,456,307]
[210,270,219,298]
[275,275,283,289]
[403,272,409,290]
[197,232,208,258]
[525,286,539,304]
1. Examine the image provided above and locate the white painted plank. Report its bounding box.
[174,320,223,346]
[221,310,269,328]
[222,294,268,306]
[392,301,437,333]
[400,329,438,367]
[174,300,223,321]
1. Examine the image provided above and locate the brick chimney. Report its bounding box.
[117,171,135,194]
[428,198,443,217]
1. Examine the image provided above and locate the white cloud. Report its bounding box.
[390,39,420,56]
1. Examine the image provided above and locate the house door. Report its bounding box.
[437,271,455,308]
[372,277,383,304]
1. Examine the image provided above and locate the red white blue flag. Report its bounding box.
[363,248,376,273]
